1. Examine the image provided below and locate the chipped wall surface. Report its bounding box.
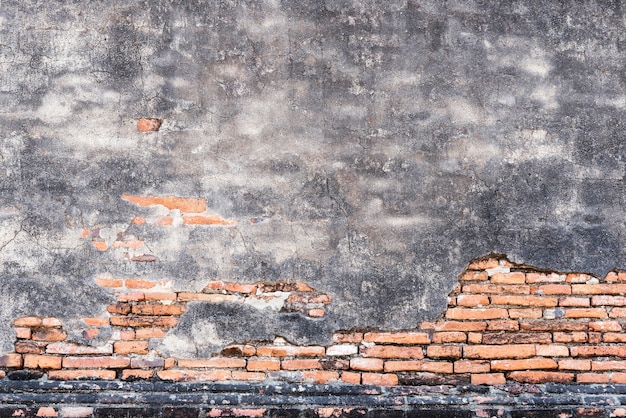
[0,0,624,358]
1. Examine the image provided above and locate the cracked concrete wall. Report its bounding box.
[0,0,624,355]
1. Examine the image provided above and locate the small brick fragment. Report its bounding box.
[14,327,31,339]
[31,328,67,342]
[247,359,280,371]
[137,118,162,132]
[13,317,42,327]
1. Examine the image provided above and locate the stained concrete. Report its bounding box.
[0,0,624,354]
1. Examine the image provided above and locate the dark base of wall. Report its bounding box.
[0,381,623,417]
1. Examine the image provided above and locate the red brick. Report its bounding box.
[563,308,607,319]
[115,292,145,302]
[577,373,610,383]
[117,330,135,341]
[34,407,57,417]
[468,332,483,344]
[431,321,487,332]
[553,332,588,343]
[144,292,177,301]
[487,320,519,331]
[491,272,525,284]
[603,333,626,343]
[508,371,574,383]
[361,345,424,359]
[231,371,265,381]
[571,346,626,357]
[341,371,361,384]
[611,373,626,384]
[609,308,626,318]
[121,369,153,381]
[125,279,157,289]
[107,303,131,315]
[520,321,588,331]
[532,285,571,295]
[109,316,178,328]
[426,346,462,359]
[558,359,591,371]
[182,215,236,225]
[589,332,602,344]
[82,328,100,339]
[471,373,505,385]
[136,118,162,132]
[122,194,205,213]
[114,341,149,354]
[91,241,108,251]
[177,293,242,303]
[157,370,231,382]
[468,258,503,270]
[446,308,508,320]
[221,344,256,357]
[15,341,44,354]
[361,373,398,386]
[462,284,530,294]
[432,332,466,343]
[558,297,590,307]
[332,333,363,343]
[566,273,592,283]
[349,358,383,372]
[464,345,536,359]
[508,309,542,319]
[62,356,130,369]
[384,361,453,373]
[177,358,246,368]
[526,273,565,284]
[481,332,551,345]
[48,370,116,380]
[131,304,185,316]
[490,358,557,371]
[591,361,626,371]
[281,359,322,370]
[456,294,490,307]
[14,327,31,339]
[0,353,19,368]
[42,317,62,327]
[12,317,42,327]
[536,345,569,357]
[592,295,626,306]
[31,328,66,342]
[23,355,62,370]
[573,284,626,295]
[224,282,257,294]
[454,360,490,373]
[256,346,324,357]
[363,332,430,345]
[46,342,112,355]
[302,371,339,384]
[135,327,168,339]
[247,359,280,371]
[491,295,557,307]
[460,270,489,281]
[82,317,109,327]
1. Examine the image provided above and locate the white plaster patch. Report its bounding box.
[243,292,290,311]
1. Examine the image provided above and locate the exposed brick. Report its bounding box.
[426,346,462,359]
[131,304,186,315]
[532,285,571,295]
[491,272,525,284]
[13,317,42,327]
[256,346,325,357]
[23,355,62,370]
[577,373,610,383]
[221,345,256,357]
[571,346,626,357]
[107,303,131,315]
[384,361,453,373]
[456,294,490,307]
[508,309,542,319]
[536,345,569,357]
[135,327,169,339]
[157,370,232,382]
[361,373,398,386]
[431,321,487,332]
[183,215,236,225]
[525,273,565,284]
[114,341,149,354]
[121,369,154,381]
[589,332,602,344]
[111,240,144,249]
[563,308,607,318]
[177,293,242,303]
[136,118,162,132]
[487,320,519,331]
[91,241,107,251]
[603,333,626,343]
[572,284,626,295]
[332,332,363,343]
[281,359,322,370]
[553,332,588,343]
[177,358,246,368]
[224,282,258,294]
[481,332,551,345]
[341,371,361,384]
[14,327,31,339]
[62,356,130,369]
[490,358,557,371]
[231,371,265,381]
[446,308,508,320]
[42,317,63,327]
[349,358,383,372]
[117,330,136,341]
[109,316,178,328]
[508,371,574,383]
[144,292,178,301]
[46,342,112,355]
[468,332,483,344]
[326,344,358,356]
[558,359,591,371]
[471,373,506,385]
[360,345,424,359]
[558,297,590,307]
[302,371,339,384]
[432,332,466,343]
[566,273,592,283]
[247,359,280,371]
[15,341,45,354]
[592,295,626,306]
[31,328,66,342]
[462,284,530,294]
[611,373,626,384]
[591,361,626,371]
[460,270,489,281]
[48,370,116,380]
[464,345,536,359]
[82,317,109,326]
[491,295,557,307]
[34,407,57,417]
[115,292,145,302]
[363,332,430,345]
[609,308,626,318]
[125,279,157,289]
[454,360,490,373]
[468,258,502,270]
[82,329,100,339]
[520,321,588,331]
[122,194,205,213]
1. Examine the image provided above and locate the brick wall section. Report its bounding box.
[4,255,626,386]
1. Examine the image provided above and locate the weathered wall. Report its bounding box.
[0,0,625,362]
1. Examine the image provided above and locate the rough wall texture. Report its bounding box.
[0,0,625,371]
